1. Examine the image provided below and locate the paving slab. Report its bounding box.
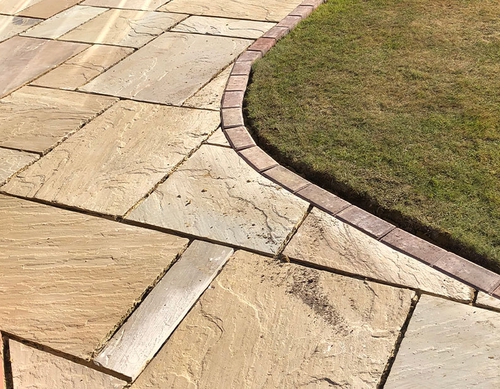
[0,36,88,98]
[476,292,500,311]
[32,45,133,90]
[160,0,303,22]
[9,340,126,389]
[0,148,38,185]
[21,5,107,39]
[0,15,41,42]
[284,208,473,301]
[183,66,232,110]
[129,145,308,254]
[204,128,230,147]
[3,101,219,216]
[130,250,414,389]
[61,9,186,48]
[18,0,81,19]
[82,0,168,10]
[81,32,251,105]
[0,194,188,358]
[0,86,117,154]
[0,0,43,15]
[385,295,500,388]
[0,333,4,389]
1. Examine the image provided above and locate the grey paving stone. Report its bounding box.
[0,15,41,42]
[0,148,38,185]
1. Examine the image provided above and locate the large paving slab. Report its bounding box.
[61,9,186,48]
[160,0,303,22]
[0,195,188,358]
[0,0,42,15]
[81,32,251,105]
[3,101,219,216]
[284,208,473,301]
[385,295,500,388]
[128,145,309,254]
[0,148,38,185]
[9,340,126,389]
[476,291,500,311]
[0,15,41,42]
[0,86,117,154]
[130,250,414,389]
[183,65,231,110]
[0,36,88,98]
[18,0,81,19]
[82,0,168,10]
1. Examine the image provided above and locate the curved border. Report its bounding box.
[220,0,500,298]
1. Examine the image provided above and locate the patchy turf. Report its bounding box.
[245,0,500,272]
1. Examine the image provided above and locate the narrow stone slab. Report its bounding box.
[18,0,81,19]
[385,295,500,388]
[0,36,87,98]
[82,0,168,10]
[0,0,42,15]
[0,86,117,154]
[9,340,126,389]
[284,208,473,301]
[183,66,232,110]
[476,292,500,311]
[0,195,188,358]
[81,32,251,105]
[160,0,304,22]
[130,250,414,389]
[61,10,186,48]
[223,126,255,150]
[263,165,310,193]
[95,241,233,380]
[172,15,275,39]
[336,205,395,239]
[0,15,41,42]
[21,5,106,39]
[238,146,278,172]
[0,148,38,185]
[4,101,219,216]
[128,145,308,254]
[205,128,230,147]
[296,184,350,215]
[32,45,133,90]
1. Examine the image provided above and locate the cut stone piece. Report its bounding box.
[183,66,232,110]
[21,5,106,39]
[61,9,185,48]
[3,101,219,216]
[9,340,126,389]
[284,208,473,301]
[81,32,251,105]
[32,45,134,90]
[262,25,289,41]
[247,37,276,55]
[18,0,81,19]
[0,148,38,185]
[0,36,88,98]
[172,15,275,39]
[0,15,41,42]
[476,292,500,311]
[0,194,188,358]
[221,90,245,108]
[262,165,310,192]
[336,205,395,239]
[238,146,278,172]
[221,107,244,128]
[160,0,304,22]
[385,295,500,389]
[0,0,43,15]
[129,250,415,389]
[296,184,350,215]
[95,241,233,380]
[0,86,117,154]
[82,0,168,10]
[128,145,308,254]
[205,128,230,147]
[223,126,255,150]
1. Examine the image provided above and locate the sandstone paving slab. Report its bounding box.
[32,44,134,90]
[0,86,117,154]
[385,295,500,388]
[130,250,415,389]
[284,208,474,301]
[9,340,126,389]
[204,128,230,147]
[0,148,38,185]
[81,32,251,105]
[61,9,185,48]
[476,292,500,311]
[172,15,275,39]
[0,15,41,42]
[160,0,303,22]
[183,65,232,110]
[0,194,189,358]
[3,101,219,216]
[82,0,168,10]
[0,0,42,15]
[128,145,309,254]
[0,36,88,98]
[21,5,107,39]
[18,0,81,19]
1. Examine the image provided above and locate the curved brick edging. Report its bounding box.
[220,0,500,299]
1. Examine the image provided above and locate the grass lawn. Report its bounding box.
[245,0,500,272]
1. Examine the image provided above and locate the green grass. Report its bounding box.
[245,0,500,272]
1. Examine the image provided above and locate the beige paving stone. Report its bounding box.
[22,5,106,39]
[385,295,500,388]
[0,15,41,42]
[0,86,117,154]
[18,0,81,19]
[81,32,251,105]
[0,0,42,15]
[0,194,188,358]
[130,250,415,389]
[0,36,87,98]
[3,101,219,216]
[284,208,473,301]
[204,128,230,147]
[32,45,134,90]
[160,0,303,22]
[183,65,232,110]
[128,145,309,254]
[476,291,500,311]
[82,0,168,10]
[172,15,275,39]
[10,340,126,389]
[0,148,38,185]
[61,9,185,48]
